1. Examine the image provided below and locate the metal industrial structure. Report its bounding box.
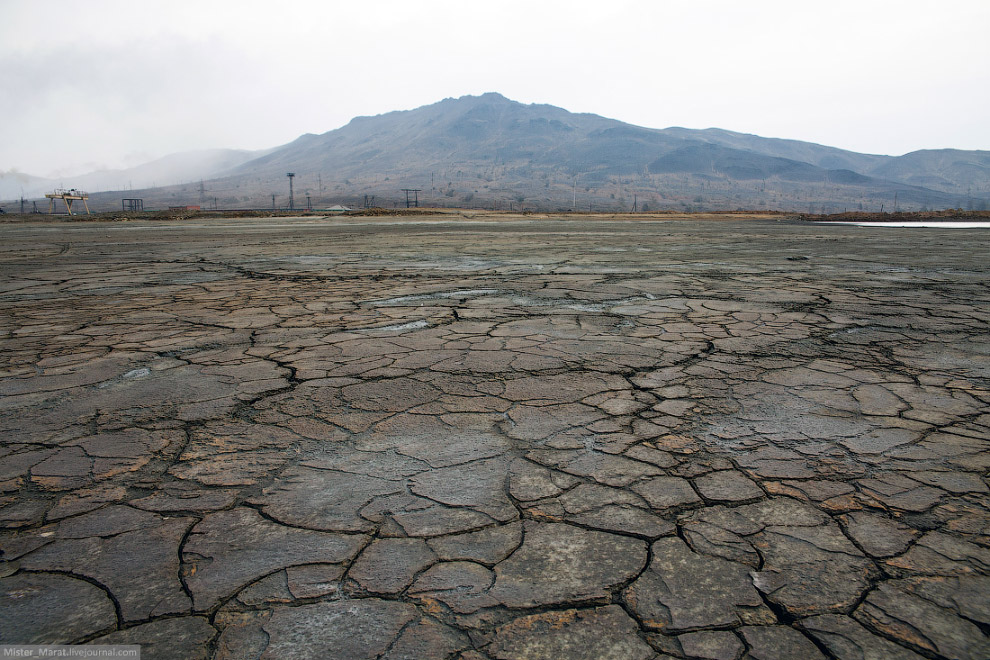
[45,188,91,215]
[401,188,422,208]
[122,198,144,212]
[287,173,295,210]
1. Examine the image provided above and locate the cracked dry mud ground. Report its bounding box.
[0,215,988,660]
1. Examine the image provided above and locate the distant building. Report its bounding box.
[326,205,352,213]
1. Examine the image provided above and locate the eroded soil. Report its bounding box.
[1,215,988,659]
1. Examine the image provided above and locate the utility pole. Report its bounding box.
[287,173,295,210]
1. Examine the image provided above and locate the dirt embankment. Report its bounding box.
[803,209,990,223]
[0,207,454,223]
[6,207,986,225]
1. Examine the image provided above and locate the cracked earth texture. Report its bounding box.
[0,214,988,660]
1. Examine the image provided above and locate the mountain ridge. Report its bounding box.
[4,93,988,212]
[0,148,270,200]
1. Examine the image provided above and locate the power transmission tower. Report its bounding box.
[287,173,295,210]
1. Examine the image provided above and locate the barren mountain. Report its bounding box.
[8,94,988,213]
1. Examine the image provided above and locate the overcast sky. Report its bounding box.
[2,0,988,177]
